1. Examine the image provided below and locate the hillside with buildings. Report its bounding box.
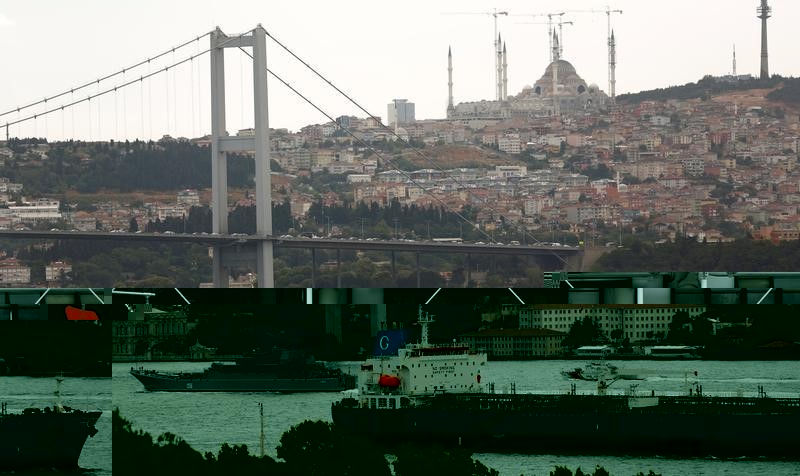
[1,70,800,286]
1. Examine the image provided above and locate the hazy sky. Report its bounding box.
[1,1,797,141]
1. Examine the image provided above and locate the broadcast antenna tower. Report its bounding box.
[757,0,771,79]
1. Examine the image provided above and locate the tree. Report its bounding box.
[393,443,498,476]
[563,317,604,348]
[277,420,391,476]
[129,217,139,232]
[592,466,610,476]
[551,466,573,476]
[667,311,692,344]
[113,409,285,476]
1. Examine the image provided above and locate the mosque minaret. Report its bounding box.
[502,42,508,100]
[447,46,454,116]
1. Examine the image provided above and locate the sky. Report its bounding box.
[0,0,798,142]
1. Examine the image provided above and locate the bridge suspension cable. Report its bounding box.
[235,44,491,243]
[0,30,214,121]
[261,29,560,253]
[2,30,254,133]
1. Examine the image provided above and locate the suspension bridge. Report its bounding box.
[0,25,584,287]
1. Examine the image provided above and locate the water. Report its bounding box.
[1,376,112,476]
[113,360,800,476]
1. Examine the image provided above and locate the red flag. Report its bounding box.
[65,306,99,321]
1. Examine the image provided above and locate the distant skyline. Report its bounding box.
[1,0,798,141]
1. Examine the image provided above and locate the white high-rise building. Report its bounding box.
[387,99,415,126]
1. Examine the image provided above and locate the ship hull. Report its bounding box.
[131,370,349,392]
[0,411,101,470]
[332,394,800,457]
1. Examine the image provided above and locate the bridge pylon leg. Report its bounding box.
[213,246,228,288]
[210,28,228,287]
[253,26,274,288]
[257,241,274,288]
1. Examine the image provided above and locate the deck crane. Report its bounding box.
[443,9,509,100]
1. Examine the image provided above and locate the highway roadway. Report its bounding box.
[0,230,581,257]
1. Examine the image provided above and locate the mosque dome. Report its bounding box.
[543,59,579,79]
[532,58,590,97]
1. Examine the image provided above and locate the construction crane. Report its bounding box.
[443,9,509,100]
[515,20,575,59]
[544,12,566,62]
[566,7,623,41]
[563,7,623,101]
[511,12,573,62]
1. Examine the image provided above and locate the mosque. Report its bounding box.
[446,31,611,127]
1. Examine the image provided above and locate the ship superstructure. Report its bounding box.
[352,306,487,410]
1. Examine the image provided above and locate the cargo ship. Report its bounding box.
[131,349,356,392]
[0,376,101,470]
[332,306,800,457]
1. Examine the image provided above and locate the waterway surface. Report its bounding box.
[113,360,800,476]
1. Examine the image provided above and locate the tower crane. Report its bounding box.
[443,9,509,100]
[515,20,575,59]
[556,7,622,104]
[511,12,577,62]
[566,7,623,40]
[545,12,566,62]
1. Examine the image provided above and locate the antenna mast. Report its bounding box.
[418,305,434,346]
[259,402,266,458]
[54,374,65,413]
[757,0,771,79]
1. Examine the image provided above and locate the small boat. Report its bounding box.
[561,361,619,381]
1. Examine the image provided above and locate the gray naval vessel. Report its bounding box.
[131,349,356,392]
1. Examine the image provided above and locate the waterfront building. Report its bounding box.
[111,305,193,361]
[520,304,706,342]
[460,328,565,359]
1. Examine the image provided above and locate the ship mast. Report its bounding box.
[54,374,65,413]
[418,305,434,346]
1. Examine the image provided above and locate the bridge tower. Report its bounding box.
[210,26,273,287]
